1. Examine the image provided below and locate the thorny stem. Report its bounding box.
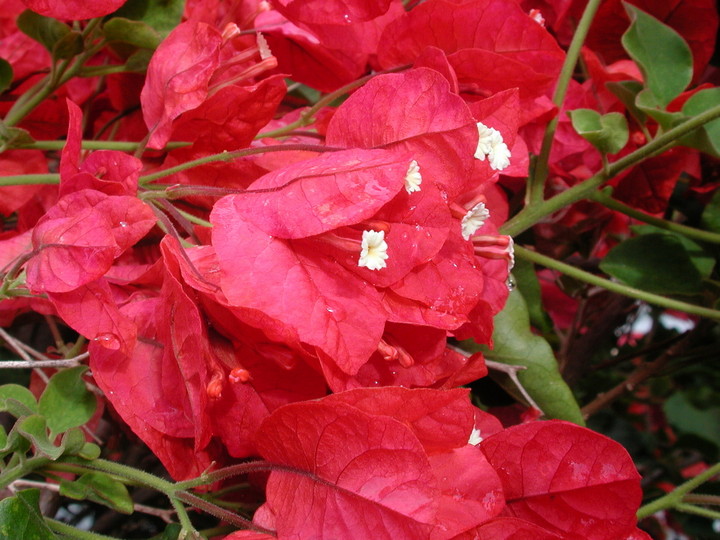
[514,245,720,320]
[526,0,603,205]
[638,461,720,519]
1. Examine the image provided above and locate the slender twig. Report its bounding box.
[514,245,720,320]
[592,189,720,244]
[447,344,543,413]
[582,323,703,418]
[526,0,603,204]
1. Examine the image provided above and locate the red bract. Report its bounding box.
[377,0,565,101]
[141,20,282,150]
[584,0,719,82]
[270,0,392,24]
[252,388,505,539]
[480,421,644,540]
[21,0,126,21]
[327,68,479,198]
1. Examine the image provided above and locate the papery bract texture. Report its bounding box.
[480,420,643,540]
[22,0,126,20]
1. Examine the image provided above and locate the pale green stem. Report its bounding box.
[46,519,119,540]
[0,174,60,186]
[172,207,213,228]
[673,503,720,520]
[526,0,603,205]
[15,140,190,152]
[502,103,720,236]
[256,65,407,140]
[592,188,720,244]
[638,462,720,519]
[515,245,720,320]
[138,144,342,185]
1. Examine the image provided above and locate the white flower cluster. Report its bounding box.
[474,122,511,171]
[461,202,490,240]
[358,230,389,270]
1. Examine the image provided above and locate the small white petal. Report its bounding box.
[461,202,490,240]
[474,122,511,171]
[404,160,422,193]
[256,32,273,60]
[468,426,483,446]
[358,230,388,271]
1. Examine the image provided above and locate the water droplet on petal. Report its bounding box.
[119,221,128,228]
[93,333,121,350]
[506,276,516,291]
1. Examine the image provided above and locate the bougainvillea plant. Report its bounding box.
[0,0,719,538]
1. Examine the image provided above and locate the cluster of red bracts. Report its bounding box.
[2,0,714,538]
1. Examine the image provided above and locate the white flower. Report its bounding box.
[358,230,388,270]
[474,122,511,171]
[404,160,422,193]
[468,426,483,446]
[256,32,273,60]
[461,202,490,240]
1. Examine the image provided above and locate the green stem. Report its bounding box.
[526,0,603,205]
[174,461,275,491]
[0,174,60,186]
[45,518,119,540]
[592,188,720,244]
[170,497,199,537]
[0,457,50,489]
[58,457,176,493]
[638,462,720,519]
[15,140,190,152]
[502,102,720,236]
[172,208,213,228]
[515,245,720,320]
[138,144,342,185]
[256,66,407,140]
[673,503,720,520]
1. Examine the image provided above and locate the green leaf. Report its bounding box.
[103,17,161,49]
[568,108,629,155]
[16,10,71,55]
[38,366,96,438]
[599,233,703,295]
[52,31,84,60]
[124,48,154,72]
[606,80,647,125]
[512,258,553,335]
[78,442,102,460]
[78,442,101,460]
[110,0,186,36]
[701,189,720,233]
[0,124,36,150]
[15,415,63,459]
[631,225,715,279]
[665,392,720,448]
[681,87,720,158]
[0,489,55,540]
[0,384,38,415]
[60,427,86,456]
[0,59,12,95]
[621,3,693,107]
[480,289,585,425]
[60,472,134,514]
[150,523,182,540]
[634,89,686,130]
